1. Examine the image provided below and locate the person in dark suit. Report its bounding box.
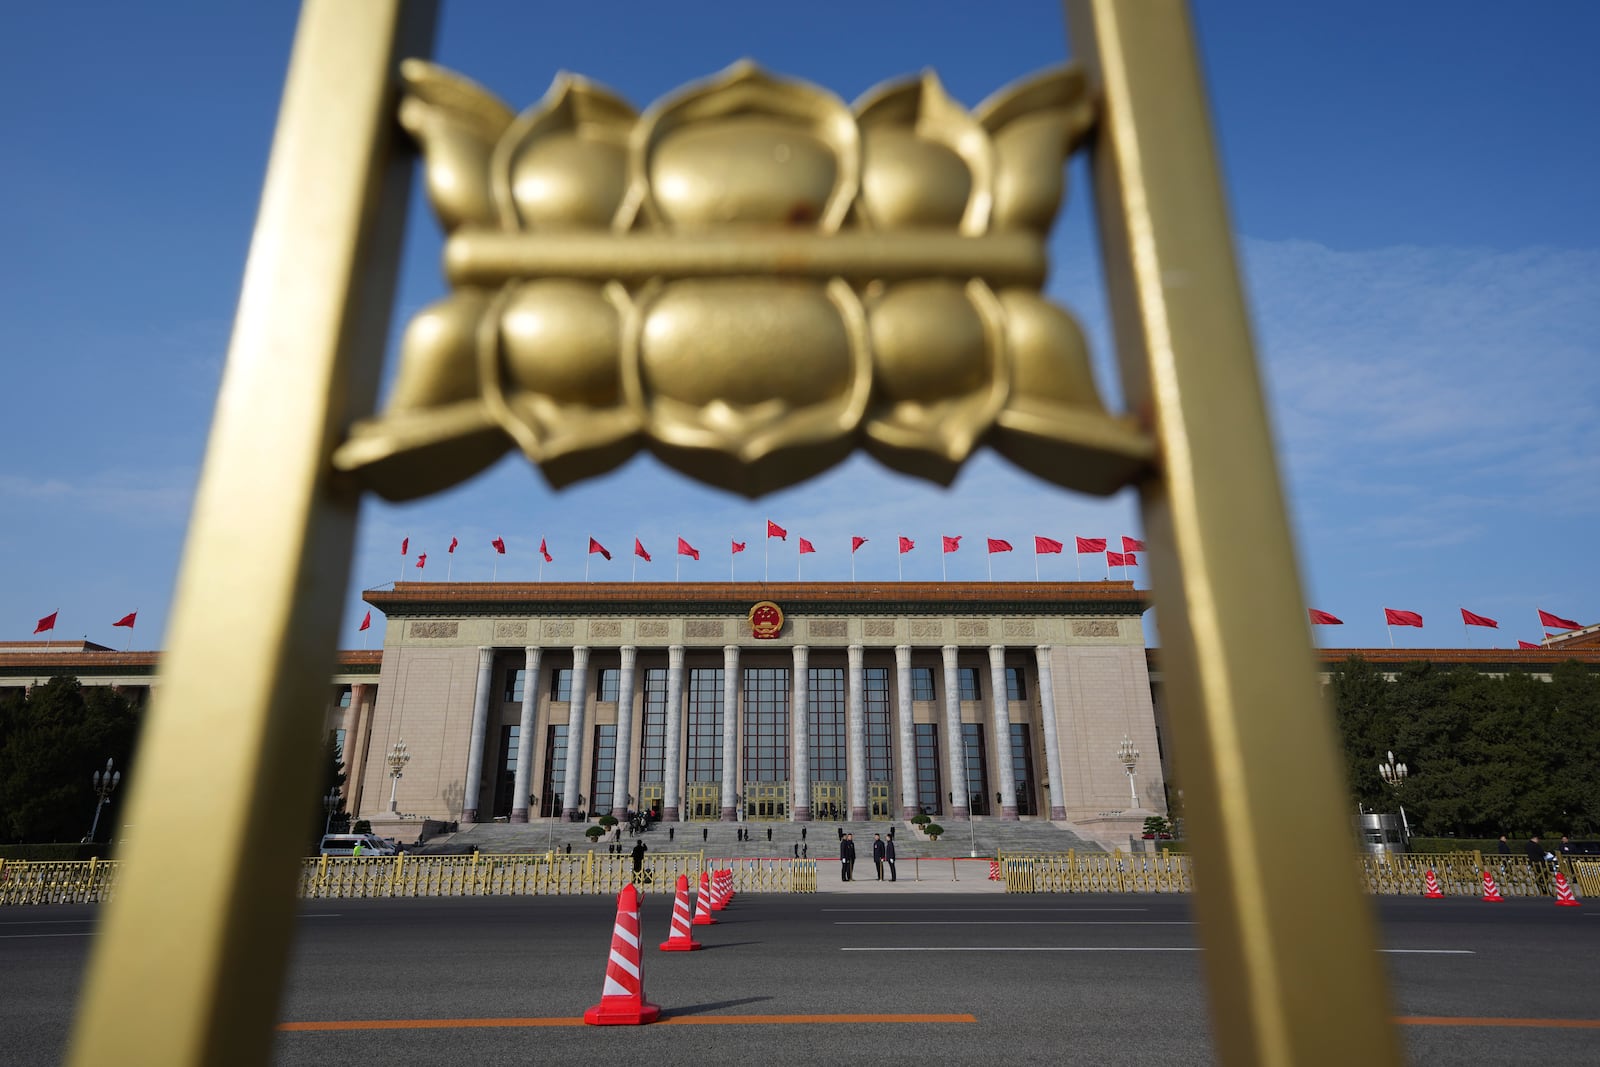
[871,834,886,880]
[840,833,856,881]
[884,835,896,881]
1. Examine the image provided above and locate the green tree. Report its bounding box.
[0,677,140,843]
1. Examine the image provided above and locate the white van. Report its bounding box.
[318,833,397,857]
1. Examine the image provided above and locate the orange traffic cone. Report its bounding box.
[583,883,661,1025]
[659,874,703,951]
[710,869,730,911]
[988,860,1002,881]
[1423,870,1444,898]
[1481,870,1504,902]
[719,868,736,903]
[1553,872,1581,907]
[691,872,717,926]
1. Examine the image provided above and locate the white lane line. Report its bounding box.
[0,920,96,926]
[835,920,1193,926]
[1381,950,1475,955]
[844,947,1475,954]
[0,933,96,939]
[300,914,342,919]
[821,908,1150,913]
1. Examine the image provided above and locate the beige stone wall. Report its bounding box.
[1048,643,1166,820]
[358,645,482,821]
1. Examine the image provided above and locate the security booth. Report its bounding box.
[1357,812,1406,855]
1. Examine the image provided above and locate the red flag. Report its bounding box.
[634,538,651,562]
[851,536,868,553]
[539,538,553,563]
[942,535,961,553]
[1460,608,1498,629]
[358,610,371,632]
[589,537,611,560]
[799,538,815,555]
[1107,551,1130,567]
[1075,536,1107,554]
[987,538,1013,554]
[113,612,137,629]
[33,611,57,634]
[731,540,746,554]
[400,537,408,555]
[1035,536,1064,554]
[677,537,699,561]
[416,553,427,569]
[448,537,458,554]
[491,537,506,555]
[1122,536,1146,553]
[1537,608,1581,631]
[766,520,787,540]
[1384,608,1423,628]
[1518,640,1540,649]
[898,536,914,554]
[1308,609,1343,625]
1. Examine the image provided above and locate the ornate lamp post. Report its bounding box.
[1378,751,1409,843]
[322,788,342,836]
[1118,736,1141,809]
[85,758,121,843]
[957,734,978,857]
[387,739,410,812]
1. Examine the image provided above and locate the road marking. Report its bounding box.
[844,946,1202,952]
[0,933,95,939]
[821,907,1149,913]
[279,1013,976,1032]
[835,920,1193,925]
[0,919,95,926]
[1380,949,1475,955]
[1398,1016,1600,1030]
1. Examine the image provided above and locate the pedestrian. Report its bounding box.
[352,840,363,858]
[872,833,886,880]
[837,826,844,841]
[884,835,896,881]
[631,838,648,880]
[888,825,895,841]
[801,826,807,841]
[1560,835,1573,856]
[840,832,856,882]
[1496,834,1511,854]
[767,827,772,842]
[1525,834,1550,893]
[668,826,675,842]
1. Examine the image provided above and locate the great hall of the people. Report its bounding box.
[3,582,1595,846]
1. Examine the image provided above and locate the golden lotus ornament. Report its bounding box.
[333,59,1155,498]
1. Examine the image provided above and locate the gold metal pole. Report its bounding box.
[1062,2,1403,1063]
[68,3,436,1064]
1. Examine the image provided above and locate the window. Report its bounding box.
[540,724,566,817]
[914,723,941,815]
[492,725,520,817]
[911,667,935,702]
[597,668,620,703]
[742,666,791,783]
[686,668,724,782]
[808,667,846,785]
[332,728,346,763]
[958,667,981,701]
[551,668,572,702]
[504,668,526,703]
[864,667,892,784]
[1005,667,1027,702]
[1010,723,1036,817]
[639,668,668,784]
[961,722,989,815]
[338,688,352,707]
[590,724,617,815]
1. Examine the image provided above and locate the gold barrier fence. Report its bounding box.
[1,853,819,905]
[1001,850,1593,898]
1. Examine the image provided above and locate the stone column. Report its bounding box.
[610,646,638,815]
[461,646,496,823]
[988,645,1019,819]
[560,645,590,820]
[846,644,868,820]
[342,683,373,814]
[895,645,918,819]
[661,644,685,822]
[1035,645,1069,820]
[510,646,542,822]
[791,644,811,821]
[720,645,741,821]
[942,645,969,820]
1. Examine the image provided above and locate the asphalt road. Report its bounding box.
[3,894,1596,1065]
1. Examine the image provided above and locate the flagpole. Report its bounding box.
[675,554,680,582]
[897,546,903,581]
[1075,543,1081,581]
[632,533,638,581]
[1034,547,1039,582]
[730,544,735,582]
[492,556,499,582]
[1386,623,1394,648]
[1104,553,1111,580]
[941,548,947,583]
[125,612,135,653]
[585,552,591,583]
[764,527,770,582]
[986,552,992,581]
[851,545,856,582]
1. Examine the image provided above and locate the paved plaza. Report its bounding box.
[3,893,1596,1065]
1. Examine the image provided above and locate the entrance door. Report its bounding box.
[745,781,788,820]
[868,782,892,820]
[686,782,719,820]
[811,782,844,822]
[637,783,663,819]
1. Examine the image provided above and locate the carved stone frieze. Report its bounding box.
[409,620,459,639]
[493,620,528,640]
[1071,619,1119,638]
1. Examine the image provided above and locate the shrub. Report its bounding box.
[353,819,372,834]
[584,825,604,840]
[924,823,945,839]
[911,814,931,826]
[598,815,618,828]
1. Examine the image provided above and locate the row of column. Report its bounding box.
[459,643,1070,825]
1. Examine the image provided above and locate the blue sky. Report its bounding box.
[3,1,1596,651]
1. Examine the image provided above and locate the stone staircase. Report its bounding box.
[417,816,1106,857]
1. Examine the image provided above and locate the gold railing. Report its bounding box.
[3,852,821,904]
[1001,850,1194,893]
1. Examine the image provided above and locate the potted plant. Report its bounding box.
[1142,815,1170,840]
[924,823,944,841]
[584,825,604,841]
[911,814,931,830]
[598,814,617,829]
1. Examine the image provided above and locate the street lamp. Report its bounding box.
[322,788,342,836]
[957,733,978,857]
[85,758,121,844]
[387,739,410,812]
[1378,750,1410,843]
[1118,735,1140,809]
